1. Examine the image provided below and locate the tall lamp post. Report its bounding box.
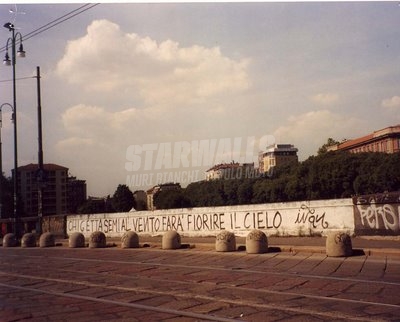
[3,22,26,236]
[35,66,44,234]
[0,103,14,220]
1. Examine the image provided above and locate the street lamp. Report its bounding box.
[0,103,14,219]
[3,22,26,236]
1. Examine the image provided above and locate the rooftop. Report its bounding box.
[17,163,68,171]
[335,124,400,150]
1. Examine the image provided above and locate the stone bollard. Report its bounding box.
[162,230,181,250]
[69,232,86,248]
[39,232,55,248]
[89,231,106,248]
[215,231,236,252]
[21,233,37,248]
[121,231,139,248]
[246,229,268,254]
[326,231,353,257]
[3,233,17,247]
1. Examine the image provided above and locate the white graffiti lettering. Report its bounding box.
[357,203,399,231]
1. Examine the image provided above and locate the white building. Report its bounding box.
[205,162,256,181]
[259,144,298,174]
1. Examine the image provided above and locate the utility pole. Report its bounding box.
[36,66,44,234]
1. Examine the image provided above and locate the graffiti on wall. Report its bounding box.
[353,192,400,235]
[67,211,284,235]
[295,204,328,229]
[66,198,346,238]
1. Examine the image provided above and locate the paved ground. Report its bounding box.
[0,236,399,321]
[102,235,400,258]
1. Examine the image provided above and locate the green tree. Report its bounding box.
[237,179,255,205]
[111,184,135,212]
[154,189,192,209]
[180,151,400,208]
[223,180,240,205]
[185,180,226,207]
[251,179,271,204]
[77,196,112,214]
[317,138,340,155]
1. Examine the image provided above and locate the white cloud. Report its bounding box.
[381,96,400,109]
[273,110,366,160]
[61,104,112,137]
[56,19,251,106]
[310,93,339,106]
[58,103,168,146]
[57,137,94,149]
[52,19,255,195]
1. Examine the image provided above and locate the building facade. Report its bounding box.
[259,144,298,174]
[18,163,68,217]
[205,162,256,181]
[328,125,400,154]
[146,183,181,210]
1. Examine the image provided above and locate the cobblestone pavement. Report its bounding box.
[0,245,399,321]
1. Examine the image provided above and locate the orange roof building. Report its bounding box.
[328,125,400,154]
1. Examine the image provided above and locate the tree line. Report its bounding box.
[153,151,400,209]
[2,150,397,215]
[77,184,137,214]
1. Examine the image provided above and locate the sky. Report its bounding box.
[0,2,399,197]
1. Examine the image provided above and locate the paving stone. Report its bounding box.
[321,280,355,293]
[0,244,399,321]
[309,257,344,276]
[267,276,309,291]
[0,309,33,321]
[131,295,177,307]
[245,309,293,321]
[331,257,365,277]
[213,305,258,319]
[357,259,387,279]
[159,298,205,311]
[189,301,231,314]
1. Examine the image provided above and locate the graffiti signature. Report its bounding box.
[295,204,329,229]
[357,202,398,231]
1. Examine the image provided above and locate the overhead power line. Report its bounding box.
[0,76,34,83]
[0,3,99,53]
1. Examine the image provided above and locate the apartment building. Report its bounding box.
[258,144,298,174]
[17,163,68,217]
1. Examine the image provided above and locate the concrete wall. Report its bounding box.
[66,198,355,238]
[353,192,400,236]
[42,215,66,237]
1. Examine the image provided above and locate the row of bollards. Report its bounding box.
[2,230,353,257]
[216,229,270,254]
[3,232,56,248]
[215,230,353,257]
[165,229,353,257]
